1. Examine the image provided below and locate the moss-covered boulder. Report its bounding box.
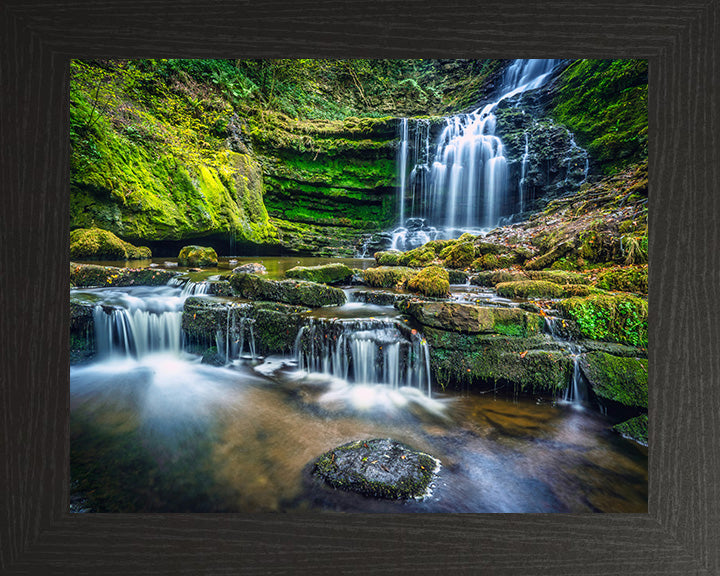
[595,265,648,294]
[398,301,543,337]
[470,253,500,271]
[562,284,600,297]
[443,241,476,269]
[473,240,503,255]
[70,300,95,363]
[70,228,151,260]
[406,266,450,298]
[398,245,438,267]
[178,245,218,267]
[313,439,438,500]
[363,266,418,289]
[70,263,178,288]
[557,293,648,347]
[524,241,574,270]
[374,250,402,266]
[232,263,267,275]
[613,414,648,446]
[285,263,353,285]
[447,269,469,284]
[229,273,345,307]
[579,352,648,409]
[496,280,565,299]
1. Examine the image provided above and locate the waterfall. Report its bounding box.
[294,318,432,397]
[395,59,560,237]
[94,305,183,357]
[519,132,529,213]
[215,305,257,363]
[544,316,586,408]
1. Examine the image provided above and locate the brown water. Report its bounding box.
[70,355,647,513]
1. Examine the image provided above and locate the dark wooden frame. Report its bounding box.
[1,1,717,574]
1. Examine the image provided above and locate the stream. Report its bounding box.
[70,258,647,513]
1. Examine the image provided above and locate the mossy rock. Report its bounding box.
[363,266,418,289]
[70,263,178,288]
[470,253,500,271]
[70,227,151,260]
[496,280,565,299]
[511,246,534,263]
[374,250,402,266]
[470,270,528,287]
[422,328,572,395]
[443,241,476,269]
[595,265,648,294]
[579,352,648,409]
[178,245,218,267]
[473,241,503,255]
[313,438,438,500]
[229,273,345,307]
[562,284,601,297]
[526,270,590,285]
[398,300,543,337]
[285,263,353,285]
[613,414,648,446]
[447,269,469,284]
[557,293,648,347]
[398,245,438,268]
[406,266,450,298]
[524,241,574,270]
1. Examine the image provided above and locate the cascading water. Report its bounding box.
[294,318,432,397]
[393,59,561,244]
[544,315,586,407]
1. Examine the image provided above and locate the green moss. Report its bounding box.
[524,242,574,270]
[580,352,648,409]
[557,293,648,346]
[562,284,601,297]
[285,263,353,284]
[70,227,151,260]
[613,414,648,446]
[470,270,528,287]
[229,273,345,307]
[178,245,218,267]
[397,245,438,267]
[406,266,450,298]
[363,266,418,289]
[444,242,476,269]
[374,250,402,266]
[596,265,648,294]
[70,263,178,287]
[552,59,648,173]
[496,280,565,299]
[526,270,590,285]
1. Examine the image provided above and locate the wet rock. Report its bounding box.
[201,347,225,366]
[178,245,218,267]
[229,273,345,307]
[70,263,179,288]
[70,301,95,363]
[232,262,267,275]
[398,300,543,337]
[613,414,648,446]
[579,352,648,410]
[313,439,439,500]
[285,263,353,285]
[207,280,233,296]
[351,290,412,307]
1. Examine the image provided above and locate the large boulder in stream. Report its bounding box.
[70,227,151,261]
[313,439,439,500]
[285,263,353,285]
[70,263,179,288]
[178,245,218,267]
[229,273,345,307]
[579,351,648,410]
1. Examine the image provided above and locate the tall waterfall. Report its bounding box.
[294,318,432,397]
[396,59,560,234]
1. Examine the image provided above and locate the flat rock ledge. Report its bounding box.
[313,439,440,500]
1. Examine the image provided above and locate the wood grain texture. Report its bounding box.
[0,0,717,574]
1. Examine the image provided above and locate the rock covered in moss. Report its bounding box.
[526,270,590,285]
[398,300,543,337]
[313,439,439,500]
[524,241,574,270]
[201,347,226,366]
[70,263,178,288]
[374,250,402,266]
[285,263,353,285]
[595,265,648,294]
[470,270,528,287]
[557,293,648,347]
[613,414,648,446]
[70,228,152,260]
[363,266,418,289]
[496,280,565,299]
[443,241,475,269]
[229,273,345,307]
[398,245,438,267]
[406,266,449,298]
[178,245,218,267]
[447,269,468,284]
[580,352,648,409]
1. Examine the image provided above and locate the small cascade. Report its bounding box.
[519,132,530,213]
[397,118,409,226]
[294,318,432,397]
[215,305,257,363]
[94,305,183,357]
[544,316,586,407]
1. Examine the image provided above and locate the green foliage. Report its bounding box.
[553,60,648,173]
[558,293,648,346]
[406,266,450,298]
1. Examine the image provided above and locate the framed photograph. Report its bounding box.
[2,0,718,573]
